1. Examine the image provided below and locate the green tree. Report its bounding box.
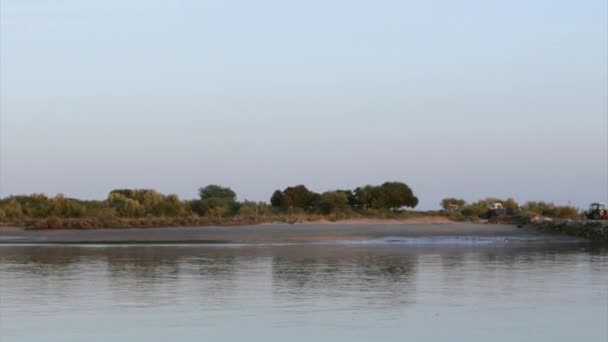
[270,190,285,209]
[336,190,358,207]
[199,185,236,202]
[378,182,418,210]
[318,191,350,215]
[282,185,317,210]
[195,185,238,217]
[354,186,378,209]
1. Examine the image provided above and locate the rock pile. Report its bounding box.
[531,219,608,242]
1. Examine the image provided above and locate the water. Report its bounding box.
[1,242,606,341]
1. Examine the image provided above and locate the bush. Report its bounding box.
[2,199,24,219]
[522,201,580,219]
[107,193,146,217]
[50,194,87,218]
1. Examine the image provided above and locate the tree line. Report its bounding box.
[439,197,580,219]
[0,181,419,221]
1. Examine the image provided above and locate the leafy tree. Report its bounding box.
[354,185,378,209]
[282,185,318,210]
[355,182,418,211]
[195,185,238,217]
[199,185,236,202]
[378,182,418,210]
[336,190,358,207]
[270,190,285,208]
[318,191,350,214]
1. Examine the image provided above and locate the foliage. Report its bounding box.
[193,185,238,217]
[270,190,285,208]
[378,182,418,210]
[107,193,146,217]
[2,199,24,219]
[521,201,580,219]
[282,185,318,210]
[354,182,418,211]
[199,185,236,202]
[49,194,86,217]
[0,194,85,219]
[107,189,186,217]
[318,191,350,215]
[270,182,418,213]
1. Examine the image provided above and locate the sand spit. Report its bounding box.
[0,222,588,244]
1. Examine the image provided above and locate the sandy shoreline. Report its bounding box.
[0,222,587,244]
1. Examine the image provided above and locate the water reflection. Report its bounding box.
[1,243,606,342]
[1,244,604,302]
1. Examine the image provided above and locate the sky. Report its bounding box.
[0,0,606,209]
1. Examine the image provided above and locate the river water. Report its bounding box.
[0,242,606,341]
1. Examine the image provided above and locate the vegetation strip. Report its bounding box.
[0,182,592,230]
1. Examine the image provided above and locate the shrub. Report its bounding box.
[50,194,87,217]
[142,190,164,215]
[2,199,24,219]
[160,194,185,217]
[107,193,145,217]
[522,201,580,219]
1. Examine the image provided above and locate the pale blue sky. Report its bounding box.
[1,0,606,209]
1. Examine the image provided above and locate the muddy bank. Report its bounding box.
[0,223,588,244]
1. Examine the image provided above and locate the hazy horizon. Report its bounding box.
[1,1,607,209]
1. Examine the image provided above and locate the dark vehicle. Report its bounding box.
[585,203,608,220]
[485,202,517,218]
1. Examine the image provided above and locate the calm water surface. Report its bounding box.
[1,242,606,341]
